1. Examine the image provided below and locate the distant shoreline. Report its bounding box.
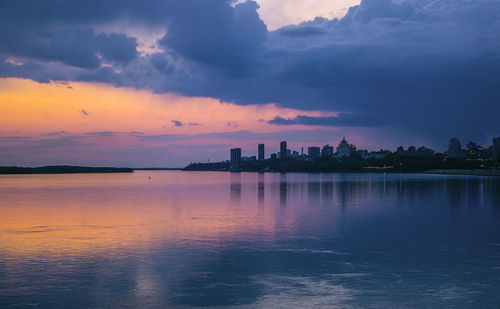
[181,169,500,177]
[133,168,183,171]
[422,169,500,177]
[0,166,133,174]
[1,166,499,177]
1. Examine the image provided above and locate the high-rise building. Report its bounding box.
[493,137,500,161]
[258,144,265,161]
[280,141,287,159]
[308,147,321,158]
[322,145,334,157]
[230,148,241,167]
[447,138,463,158]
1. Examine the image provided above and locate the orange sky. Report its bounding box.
[0,77,336,137]
[0,77,358,166]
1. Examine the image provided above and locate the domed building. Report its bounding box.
[337,137,356,158]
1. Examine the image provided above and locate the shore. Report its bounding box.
[422,169,500,177]
[0,166,133,174]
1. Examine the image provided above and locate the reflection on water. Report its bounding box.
[1,171,500,308]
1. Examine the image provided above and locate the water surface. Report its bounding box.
[1,171,500,308]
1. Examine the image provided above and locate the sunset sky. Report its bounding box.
[1,0,499,167]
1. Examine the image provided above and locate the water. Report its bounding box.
[1,171,499,308]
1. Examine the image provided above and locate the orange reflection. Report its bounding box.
[0,172,282,259]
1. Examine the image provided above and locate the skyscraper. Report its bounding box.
[447,138,463,158]
[308,147,320,158]
[258,144,265,161]
[493,137,500,162]
[280,141,287,159]
[230,148,241,167]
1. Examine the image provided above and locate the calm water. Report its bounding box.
[1,171,500,308]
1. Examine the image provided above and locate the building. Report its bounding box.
[230,148,241,167]
[308,147,321,158]
[447,138,463,158]
[322,145,334,157]
[465,141,484,159]
[280,141,287,159]
[494,137,500,162]
[336,137,352,158]
[258,144,265,161]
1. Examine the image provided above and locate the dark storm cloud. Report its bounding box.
[1,0,500,145]
[276,25,327,38]
[269,113,388,127]
[158,0,267,75]
[0,27,138,69]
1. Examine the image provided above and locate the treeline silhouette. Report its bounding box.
[0,166,133,174]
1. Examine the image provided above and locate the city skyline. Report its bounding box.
[227,136,500,167]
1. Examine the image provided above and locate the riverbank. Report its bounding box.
[0,166,133,174]
[423,169,500,177]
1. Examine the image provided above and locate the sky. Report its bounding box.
[0,0,499,167]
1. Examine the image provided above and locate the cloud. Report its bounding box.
[40,131,70,137]
[171,120,202,127]
[84,131,145,136]
[172,120,183,127]
[0,28,138,69]
[269,113,388,127]
[1,0,500,145]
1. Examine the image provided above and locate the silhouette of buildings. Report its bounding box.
[216,135,499,173]
[465,141,484,159]
[230,148,241,167]
[280,141,287,159]
[322,145,334,157]
[308,147,321,158]
[336,137,355,158]
[417,146,435,157]
[494,137,500,162]
[447,138,463,158]
[258,144,265,161]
